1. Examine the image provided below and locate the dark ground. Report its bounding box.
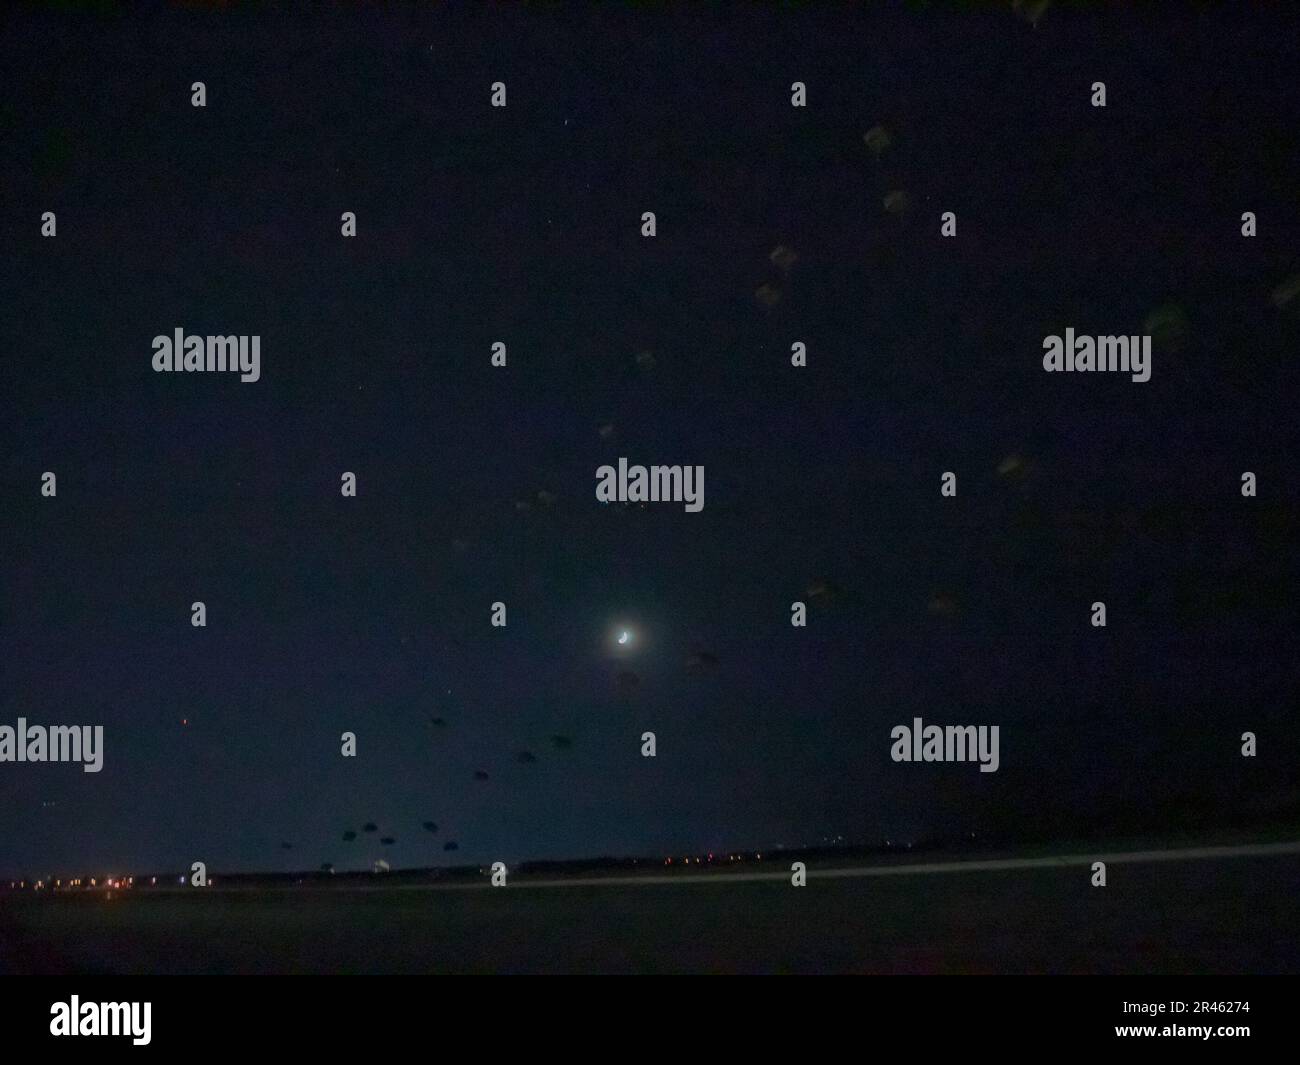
[3,852,1297,975]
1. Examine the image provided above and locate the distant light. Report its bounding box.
[618,631,630,645]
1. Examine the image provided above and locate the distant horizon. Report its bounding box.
[9,817,1300,885]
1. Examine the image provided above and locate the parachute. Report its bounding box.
[883,190,914,216]
[1271,274,1300,309]
[862,125,893,157]
[686,650,719,673]
[927,593,960,619]
[769,245,798,273]
[806,579,843,607]
[1144,303,1189,351]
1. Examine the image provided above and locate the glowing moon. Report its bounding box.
[618,631,630,645]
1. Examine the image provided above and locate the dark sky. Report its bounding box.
[2,4,1298,877]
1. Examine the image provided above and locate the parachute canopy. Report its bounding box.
[862,125,893,156]
[883,190,913,216]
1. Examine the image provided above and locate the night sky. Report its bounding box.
[2,4,1298,877]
